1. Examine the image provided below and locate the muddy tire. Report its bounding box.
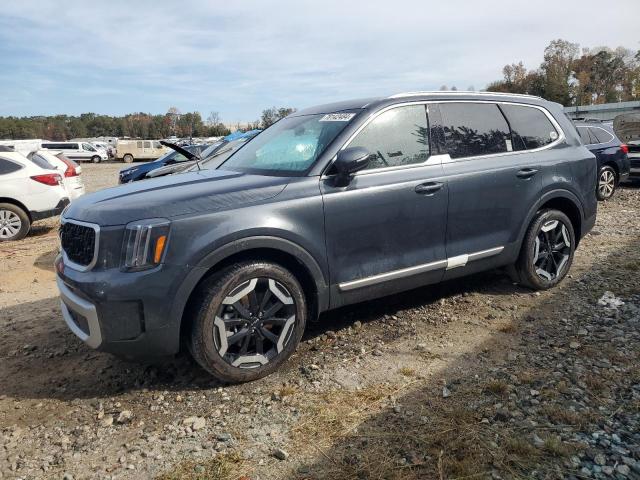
[188,261,307,383]
[513,209,575,290]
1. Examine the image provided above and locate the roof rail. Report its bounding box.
[388,91,544,100]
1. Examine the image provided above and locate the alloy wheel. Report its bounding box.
[213,277,297,369]
[598,169,615,199]
[0,210,22,239]
[533,220,571,281]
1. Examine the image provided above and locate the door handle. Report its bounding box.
[516,168,539,179]
[414,182,443,195]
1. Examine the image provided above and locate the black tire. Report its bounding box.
[513,209,575,290]
[123,154,134,163]
[91,155,101,164]
[188,261,307,383]
[596,165,617,201]
[0,203,31,241]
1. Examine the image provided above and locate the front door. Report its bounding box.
[321,104,449,307]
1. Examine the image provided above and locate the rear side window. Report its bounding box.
[500,104,559,150]
[577,127,595,144]
[348,104,430,170]
[589,127,614,144]
[137,141,143,148]
[29,153,56,170]
[440,103,511,159]
[0,158,23,175]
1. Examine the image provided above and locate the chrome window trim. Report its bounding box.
[60,217,100,272]
[338,246,504,291]
[576,125,615,146]
[323,100,565,178]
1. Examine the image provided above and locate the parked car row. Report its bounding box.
[118,130,261,183]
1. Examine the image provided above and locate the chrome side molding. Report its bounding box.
[339,246,504,291]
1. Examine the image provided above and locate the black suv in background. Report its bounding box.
[575,122,630,200]
[56,92,597,383]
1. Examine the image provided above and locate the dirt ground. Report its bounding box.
[0,164,639,480]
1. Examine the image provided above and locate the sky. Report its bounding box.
[0,1,638,123]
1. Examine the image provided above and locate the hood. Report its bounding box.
[64,169,290,226]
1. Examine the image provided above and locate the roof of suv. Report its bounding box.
[293,91,551,117]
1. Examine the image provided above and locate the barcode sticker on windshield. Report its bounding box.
[319,113,356,122]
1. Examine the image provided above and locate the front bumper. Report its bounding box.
[55,255,193,359]
[57,275,102,348]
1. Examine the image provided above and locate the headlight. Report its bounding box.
[121,218,170,271]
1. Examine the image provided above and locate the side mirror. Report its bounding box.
[333,147,370,186]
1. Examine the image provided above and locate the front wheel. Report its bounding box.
[188,261,307,383]
[596,166,617,201]
[123,154,134,163]
[512,209,575,290]
[91,155,101,164]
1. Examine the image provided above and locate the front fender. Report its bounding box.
[168,235,329,337]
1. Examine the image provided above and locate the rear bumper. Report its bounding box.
[31,198,70,221]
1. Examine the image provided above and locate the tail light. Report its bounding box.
[57,155,80,177]
[620,144,629,154]
[31,173,63,186]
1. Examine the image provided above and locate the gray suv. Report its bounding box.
[56,92,597,382]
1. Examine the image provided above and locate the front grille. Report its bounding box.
[60,221,97,268]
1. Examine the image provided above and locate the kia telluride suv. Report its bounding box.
[56,91,597,383]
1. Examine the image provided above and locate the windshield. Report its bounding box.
[200,141,225,159]
[219,112,357,175]
[199,138,249,170]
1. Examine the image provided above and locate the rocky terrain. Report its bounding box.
[0,164,638,479]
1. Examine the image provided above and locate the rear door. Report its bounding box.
[438,101,561,274]
[321,104,449,306]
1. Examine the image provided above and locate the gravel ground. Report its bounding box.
[0,164,639,479]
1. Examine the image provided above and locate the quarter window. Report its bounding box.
[500,104,559,150]
[440,103,511,159]
[144,141,152,148]
[577,127,595,144]
[589,127,614,144]
[348,105,429,170]
[137,141,143,148]
[0,158,22,175]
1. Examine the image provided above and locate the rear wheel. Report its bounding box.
[123,154,134,163]
[0,203,30,241]
[513,209,575,290]
[91,155,101,164]
[596,165,617,201]
[188,261,307,383]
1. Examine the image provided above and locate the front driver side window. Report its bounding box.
[348,105,430,170]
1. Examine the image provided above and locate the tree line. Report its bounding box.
[0,105,298,141]
[487,39,640,106]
